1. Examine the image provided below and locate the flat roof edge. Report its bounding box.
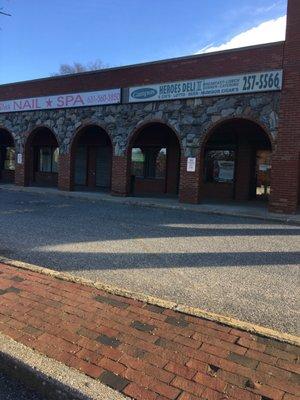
[0,41,285,88]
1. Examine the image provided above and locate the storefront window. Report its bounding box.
[132,147,167,179]
[131,148,145,177]
[146,149,158,178]
[256,150,271,197]
[154,148,166,179]
[4,147,15,171]
[52,148,59,173]
[38,147,59,173]
[205,150,235,183]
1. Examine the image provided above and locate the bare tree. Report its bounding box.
[0,8,11,17]
[0,6,11,27]
[52,60,108,76]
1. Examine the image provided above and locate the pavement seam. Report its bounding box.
[1,256,299,347]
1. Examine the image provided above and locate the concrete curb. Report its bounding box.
[1,256,299,347]
[0,332,127,400]
[1,184,299,226]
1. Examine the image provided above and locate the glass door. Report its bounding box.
[255,150,271,199]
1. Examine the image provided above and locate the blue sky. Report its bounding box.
[0,0,287,84]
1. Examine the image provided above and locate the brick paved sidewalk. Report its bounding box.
[0,263,299,400]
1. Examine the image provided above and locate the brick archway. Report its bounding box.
[198,117,273,203]
[70,124,113,191]
[127,121,181,197]
[24,126,59,187]
[199,116,274,152]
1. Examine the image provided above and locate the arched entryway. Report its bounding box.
[201,118,272,202]
[25,127,59,187]
[129,123,181,196]
[71,125,112,191]
[0,128,15,183]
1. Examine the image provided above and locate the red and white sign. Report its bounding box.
[0,88,121,113]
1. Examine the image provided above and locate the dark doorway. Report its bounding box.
[130,123,181,196]
[26,127,59,187]
[0,129,15,183]
[72,125,112,191]
[202,119,272,202]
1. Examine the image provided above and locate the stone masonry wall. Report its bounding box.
[0,92,280,157]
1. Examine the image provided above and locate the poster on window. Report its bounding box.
[214,161,235,182]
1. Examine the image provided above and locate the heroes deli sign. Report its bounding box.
[129,70,283,103]
[0,88,121,113]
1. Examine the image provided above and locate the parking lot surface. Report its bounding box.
[0,188,299,334]
[0,371,45,400]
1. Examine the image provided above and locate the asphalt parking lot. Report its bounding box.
[0,371,45,400]
[0,188,299,335]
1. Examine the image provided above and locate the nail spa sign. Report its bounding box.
[0,88,121,113]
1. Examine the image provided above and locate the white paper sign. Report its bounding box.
[215,161,235,182]
[0,88,121,114]
[129,70,283,103]
[187,157,196,172]
[17,153,22,164]
[259,164,270,171]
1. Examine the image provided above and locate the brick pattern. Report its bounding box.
[0,262,299,400]
[179,156,201,204]
[111,155,130,196]
[269,0,300,214]
[0,43,283,101]
[58,153,72,191]
[14,163,26,187]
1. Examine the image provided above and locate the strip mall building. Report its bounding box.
[0,0,299,214]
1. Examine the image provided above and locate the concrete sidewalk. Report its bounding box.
[1,184,299,225]
[0,262,299,400]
